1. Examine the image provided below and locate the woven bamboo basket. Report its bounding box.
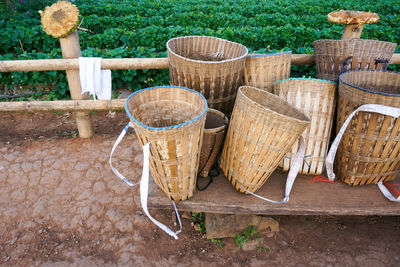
[336,70,400,186]
[198,108,228,177]
[219,86,310,193]
[167,36,248,115]
[273,78,337,175]
[244,51,292,92]
[125,86,207,200]
[313,39,396,82]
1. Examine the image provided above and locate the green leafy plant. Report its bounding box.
[191,212,206,233]
[211,238,225,248]
[234,225,259,250]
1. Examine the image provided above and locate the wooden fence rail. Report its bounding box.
[1,54,399,72]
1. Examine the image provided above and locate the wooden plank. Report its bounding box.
[0,99,126,112]
[145,169,400,215]
[1,54,399,72]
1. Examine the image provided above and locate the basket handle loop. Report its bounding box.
[140,143,182,239]
[237,136,306,204]
[375,58,390,70]
[109,122,139,187]
[339,56,353,76]
[325,104,400,202]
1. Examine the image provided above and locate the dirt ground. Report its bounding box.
[1,111,400,266]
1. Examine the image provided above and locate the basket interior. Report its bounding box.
[205,111,226,129]
[240,86,310,122]
[341,71,400,95]
[168,36,247,62]
[126,87,206,128]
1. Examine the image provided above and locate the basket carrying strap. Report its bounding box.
[326,104,400,202]
[140,143,182,239]
[109,122,139,187]
[110,123,182,239]
[238,136,305,204]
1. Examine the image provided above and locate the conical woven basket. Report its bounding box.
[126,86,207,200]
[219,86,310,193]
[336,70,400,186]
[273,78,337,175]
[244,51,292,92]
[313,39,396,82]
[167,36,248,115]
[198,108,228,177]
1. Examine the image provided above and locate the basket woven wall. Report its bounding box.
[126,86,207,201]
[313,39,396,82]
[273,78,336,175]
[336,70,400,186]
[244,51,291,92]
[219,86,310,193]
[167,36,248,115]
[198,108,228,177]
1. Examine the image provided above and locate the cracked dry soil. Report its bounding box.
[0,111,399,266]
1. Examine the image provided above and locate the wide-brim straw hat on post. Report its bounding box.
[126,86,207,200]
[244,51,292,92]
[326,70,400,186]
[167,36,248,115]
[198,108,228,178]
[313,39,396,82]
[273,78,337,175]
[219,86,310,196]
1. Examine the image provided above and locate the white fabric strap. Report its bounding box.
[325,104,400,202]
[239,136,306,204]
[109,122,139,187]
[79,57,112,100]
[140,143,182,239]
[378,182,400,202]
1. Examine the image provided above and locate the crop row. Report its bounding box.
[0,0,399,99]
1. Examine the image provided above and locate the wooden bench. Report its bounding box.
[145,170,400,216]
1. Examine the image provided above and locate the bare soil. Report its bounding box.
[0,111,399,266]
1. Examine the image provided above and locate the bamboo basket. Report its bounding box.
[219,86,310,193]
[273,78,337,175]
[313,39,396,82]
[244,51,292,92]
[167,36,248,115]
[125,86,207,200]
[198,108,228,177]
[336,70,400,186]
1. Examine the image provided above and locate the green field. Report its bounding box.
[1,0,399,99]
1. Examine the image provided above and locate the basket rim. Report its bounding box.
[274,77,337,85]
[204,108,228,133]
[239,86,311,124]
[339,69,400,97]
[312,38,397,46]
[125,85,208,131]
[247,51,292,57]
[166,35,248,64]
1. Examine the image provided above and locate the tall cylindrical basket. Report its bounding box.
[273,78,337,175]
[244,51,292,92]
[313,39,396,82]
[336,70,400,186]
[219,86,310,193]
[167,36,248,115]
[125,86,207,200]
[198,108,228,178]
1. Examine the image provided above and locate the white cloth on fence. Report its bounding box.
[79,57,111,100]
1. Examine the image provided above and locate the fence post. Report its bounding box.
[59,30,93,138]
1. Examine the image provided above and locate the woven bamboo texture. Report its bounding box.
[219,86,310,193]
[244,52,291,92]
[273,78,336,175]
[126,86,207,201]
[167,36,248,115]
[336,70,400,186]
[313,39,396,82]
[198,108,228,177]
